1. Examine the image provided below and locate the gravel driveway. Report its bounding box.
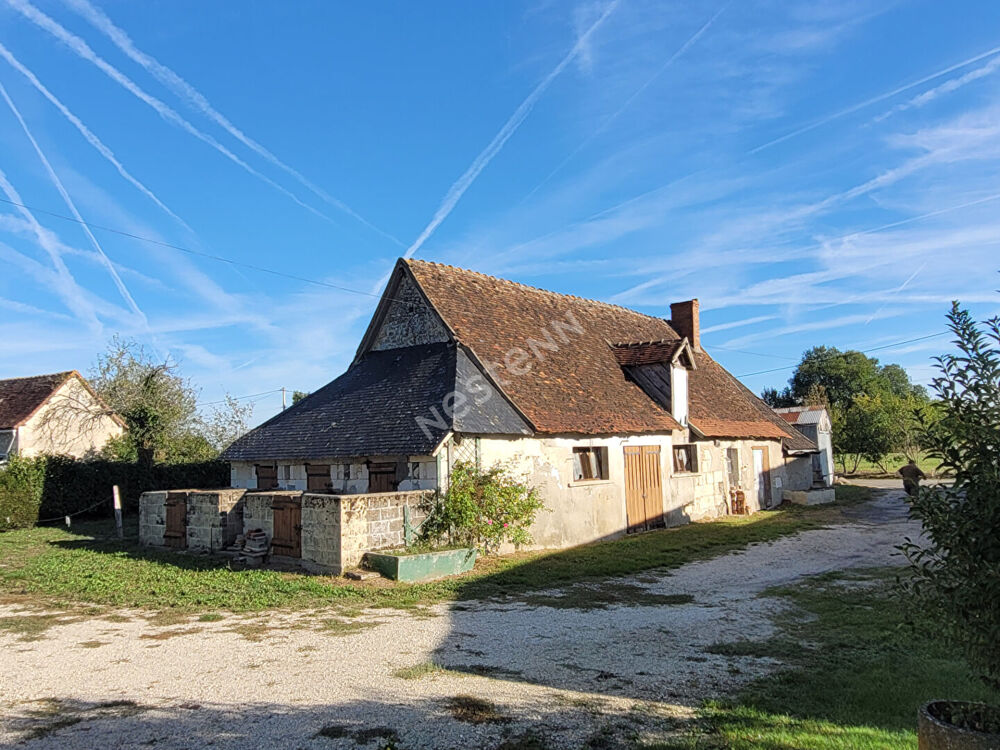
[0,488,919,749]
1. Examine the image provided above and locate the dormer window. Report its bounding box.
[611,338,697,426]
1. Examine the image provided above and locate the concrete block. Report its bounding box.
[784,488,836,506]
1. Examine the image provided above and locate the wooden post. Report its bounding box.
[112,485,123,539]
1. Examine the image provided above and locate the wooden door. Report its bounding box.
[624,445,664,532]
[753,447,772,508]
[271,498,301,557]
[306,464,330,492]
[255,464,278,490]
[368,462,397,493]
[164,492,187,548]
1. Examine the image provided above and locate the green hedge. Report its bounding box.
[0,455,229,529]
[0,455,46,531]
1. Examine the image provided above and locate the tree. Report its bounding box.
[765,345,930,470]
[90,336,199,470]
[900,303,1000,693]
[202,395,254,452]
[291,390,310,405]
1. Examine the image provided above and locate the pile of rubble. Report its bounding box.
[230,528,269,566]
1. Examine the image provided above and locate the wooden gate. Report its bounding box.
[164,492,187,548]
[271,497,301,558]
[624,445,664,532]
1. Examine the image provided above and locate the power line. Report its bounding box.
[197,388,283,407]
[735,331,949,378]
[0,196,389,300]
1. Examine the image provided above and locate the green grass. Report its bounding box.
[0,498,861,615]
[839,452,943,477]
[668,568,998,750]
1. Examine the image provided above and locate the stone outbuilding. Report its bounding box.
[220,259,821,552]
[774,406,835,487]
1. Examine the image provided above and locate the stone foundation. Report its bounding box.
[784,488,836,506]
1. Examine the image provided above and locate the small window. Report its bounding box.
[673,445,698,474]
[281,465,292,481]
[572,446,609,481]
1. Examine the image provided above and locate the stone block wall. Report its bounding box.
[187,490,245,552]
[301,494,342,573]
[139,490,168,546]
[242,492,279,541]
[142,487,433,575]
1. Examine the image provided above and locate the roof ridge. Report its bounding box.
[405,258,677,326]
[0,370,76,385]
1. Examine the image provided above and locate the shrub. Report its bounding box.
[421,460,545,553]
[899,303,1000,692]
[0,455,46,531]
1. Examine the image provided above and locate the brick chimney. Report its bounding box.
[670,299,700,352]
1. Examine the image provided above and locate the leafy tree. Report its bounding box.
[291,390,310,405]
[89,336,199,470]
[201,394,255,452]
[766,345,930,469]
[900,303,1000,694]
[421,461,545,553]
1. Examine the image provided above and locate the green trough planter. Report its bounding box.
[365,548,478,582]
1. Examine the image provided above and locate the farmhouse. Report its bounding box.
[0,371,124,462]
[220,259,819,550]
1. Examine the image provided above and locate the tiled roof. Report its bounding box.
[405,260,814,450]
[774,405,827,426]
[0,371,74,428]
[690,355,816,450]
[407,260,683,434]
[221,343,531,462]
[611,339,684,367]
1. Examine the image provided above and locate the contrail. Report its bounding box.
[61,0,402,247]
[0,168,101,331]
[6,0,339,226]
[399,0,622,265]
[875,54,1000,122]
[0,40,187,229]
[521,3,728,204]
[750,43,1000,154]
[0,79,146,323]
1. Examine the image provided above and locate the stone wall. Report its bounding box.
[139,490,167,546]
[301,494,342,573]
[229,456,438,493]
[370,274,449,351]
[186,490,245,552]
[244,489,433,574]
[138,489,245,552]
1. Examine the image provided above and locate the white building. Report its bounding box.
[0,371,125,461]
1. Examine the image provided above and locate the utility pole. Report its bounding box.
[281,387,286,410]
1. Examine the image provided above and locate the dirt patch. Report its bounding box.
[139,627,203,641]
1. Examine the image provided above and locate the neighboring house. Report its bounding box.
[0,371,125,461]
[774,406,835,487]
[223,259,818,549]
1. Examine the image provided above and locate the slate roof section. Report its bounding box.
[0,371,74,428]
[221,343,530,462]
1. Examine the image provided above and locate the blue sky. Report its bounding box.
[1,0,997,423]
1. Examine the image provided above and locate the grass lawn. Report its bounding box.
[664,567,998,750]
[0,487,869,615]
[838,452,944,477]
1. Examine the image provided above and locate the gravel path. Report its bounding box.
[0,489,919,749]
